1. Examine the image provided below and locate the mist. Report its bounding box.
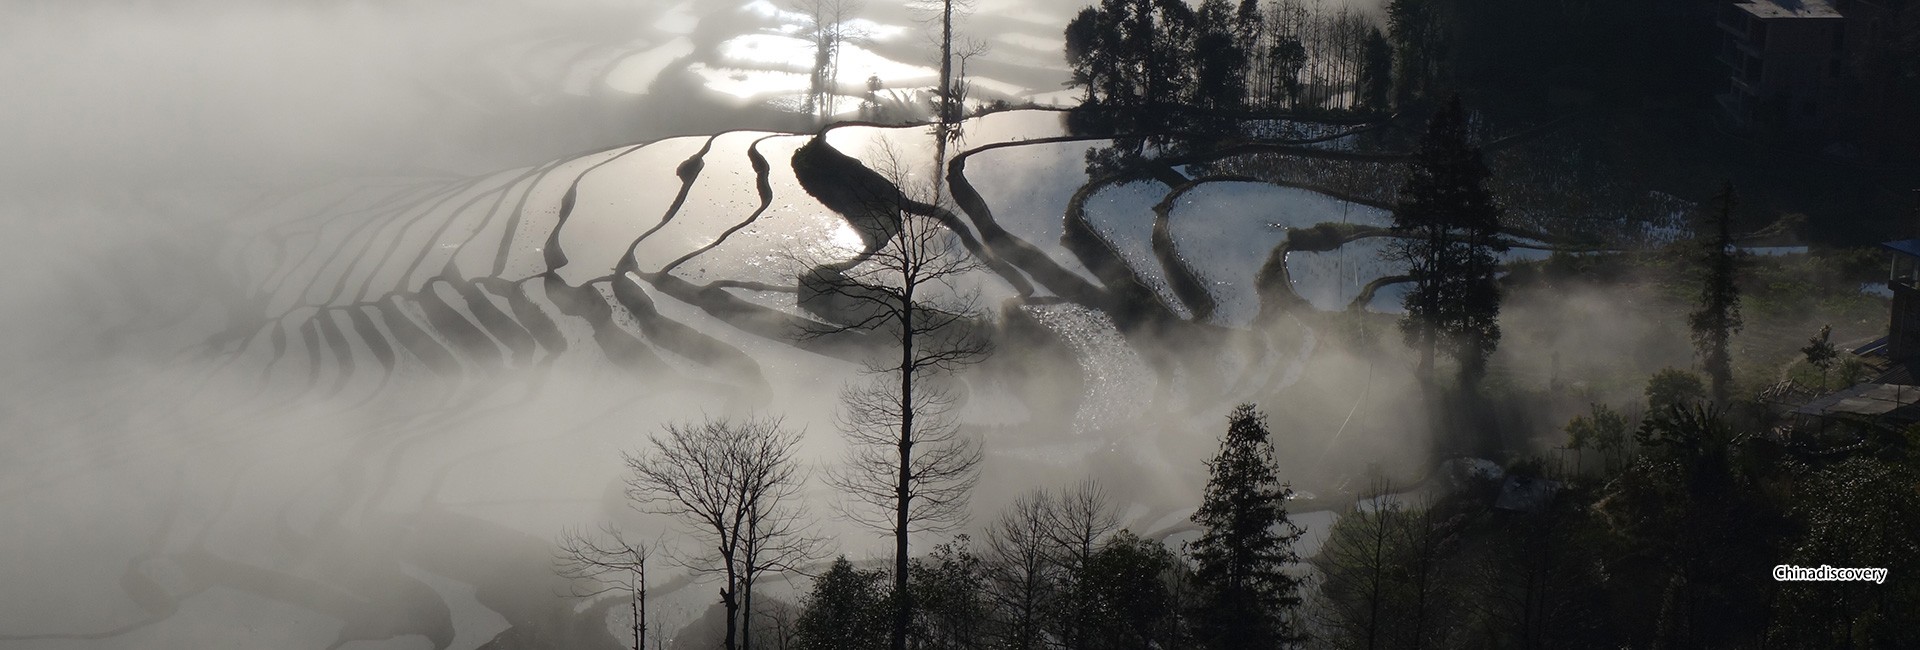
[0,0,1652,648]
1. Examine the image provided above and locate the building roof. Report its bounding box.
[1791,383,1920,420]
[1882,239,1920,259]
[1735,0,1844,19]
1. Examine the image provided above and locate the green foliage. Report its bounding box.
[1644,368,1706,413]
[795,557,891,650]
[1078,531,1189,649]
[1607,405,1782,647]
[1769,458,1920,648]
[1565,402,1631,475]
[1688,183,1743,406]
[909,537,989,650]
[1187,404,1308,649]
[1801,324,1837,372]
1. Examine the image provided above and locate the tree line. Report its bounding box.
[1063,0,1392,124]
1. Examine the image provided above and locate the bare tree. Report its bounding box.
[799,145,991,650]
[1044,480,1117,650]
[984,490,1059,650]
[556,524,657,650]
[625,416,814,650]
[742,452,830,650]
[796,0,866,122]
[910,0,979,205]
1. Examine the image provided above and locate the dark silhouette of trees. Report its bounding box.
[1195,0,1250,111]
[1386,95,1505,386]
[1358,27,1392,112]
[797,0,865,123]
[1605,405,1778,648]
[1187,404,1308,649]
[1385,0,1443,107]
[1644,367,1707,413]
[982,490,1056,650]
[622,417,813,650]
[795,557,891,650]
[1689,183,1743,407]
[1044,480,1119,650]
[1079,531,1188,649]
[908,536,989,649]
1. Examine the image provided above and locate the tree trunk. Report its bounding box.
[892,285,916,650]
[634,567,645,650]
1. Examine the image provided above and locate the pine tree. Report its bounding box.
[1187,404,1308,649]
[1689,182,1743,406]
[1387,95,1505,387]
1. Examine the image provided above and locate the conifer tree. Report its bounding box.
[1386,95,1505,386]
[1187,404,1308,649]
[1690,182,1743,406]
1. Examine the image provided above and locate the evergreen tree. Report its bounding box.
[796,557,892,650]
[1358,27,1392,112]
[1689,182,1743,406]
[1386,95,1505,386]
[1187,404,1308,649]
[1195,0,1248,111]
[1064,7,1108,104]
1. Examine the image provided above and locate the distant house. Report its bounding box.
[1715,0,1891,137]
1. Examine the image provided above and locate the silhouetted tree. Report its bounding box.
[801,147,991,650]
[909,536,989,649]
[1689,182,1743,407]
[1644,367,1707,413]
[1187,404,1308,649]
[1081,531,1189,649]
[556,525,656,650]
[797,0,865,122]
[795,557,891,650]
[1606,405,1778,648]
[1386,95,1504,386]
[1044,480,1118,649]
[1195,0,1249,111]
[1564,403,1631,476]
[1385,0,1443,107]
[1358,27,1392,112]
[1801,324,1837,390]
[983,490,1059,650]
[624,417,811,650]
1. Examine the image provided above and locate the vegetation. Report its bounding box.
[1187,404,1308,649]
[1691,184,1745,407]
[546,2,1920,649]
[1387,95,1504,388]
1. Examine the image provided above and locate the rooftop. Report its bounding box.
[1734,0,1844,19]
[1791,383,1920,420]
[1882,239,1920,259]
